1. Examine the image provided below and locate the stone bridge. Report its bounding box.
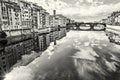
[67,22,106,31]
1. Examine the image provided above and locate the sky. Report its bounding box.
[27,0,120,22]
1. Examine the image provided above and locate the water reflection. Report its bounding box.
[4,31,120,80]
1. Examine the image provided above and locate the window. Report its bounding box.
[15,13,19,17]
[2,57,5,60]
[3,65,6,70]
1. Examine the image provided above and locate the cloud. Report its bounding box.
[78,0,84,3]
[86,0,94,3]
[26,0,120,22]
[27,0,69,14]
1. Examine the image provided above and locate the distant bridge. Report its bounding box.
[66,22,106,31]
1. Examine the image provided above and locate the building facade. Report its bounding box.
[0,0,72,78]
[7,1,21,36]
[31,3,41,30]
[50,14,68,27]
[44,12,50,28]
[39,9,46,29]
[0,1,9,33]
[19,0,32,33]
[102,11,120,26]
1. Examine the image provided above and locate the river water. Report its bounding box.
[4,31,120,80]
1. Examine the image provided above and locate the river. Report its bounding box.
[4,31,120,80]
